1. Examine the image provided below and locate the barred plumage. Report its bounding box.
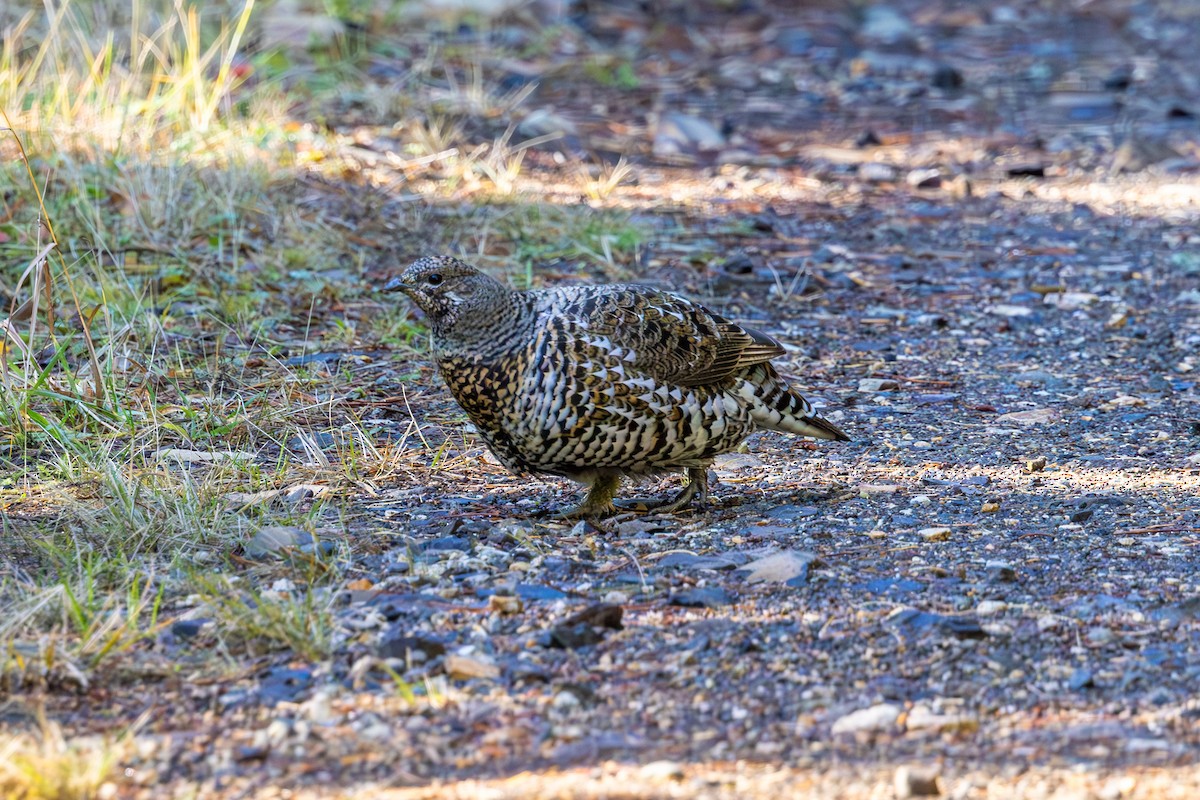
[387,256,849,518]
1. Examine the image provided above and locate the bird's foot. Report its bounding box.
[616,468,711,516]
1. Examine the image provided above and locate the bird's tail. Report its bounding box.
[741,364,851,442]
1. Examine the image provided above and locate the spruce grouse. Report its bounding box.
[387,256,849,518]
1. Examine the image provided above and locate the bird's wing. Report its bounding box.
[575,287,785,387]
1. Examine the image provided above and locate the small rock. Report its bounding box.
[975,600,1008,616]
[1069,668,1095,690]
[861,5,913,44]
[668,586,733,608]
[986,561,1017,582]
[907,168,942,189]
[639,760,685,781]
[737,550,817,586]
[889,608,986,640]
[986,303,1034,318]
[1086,626,1115,646]
[858,483,904,495]
[488,594,523,614]
[855,129,882,148]
[919,527,952,542]
[980,501,1001,513]
[859,378,900,393]
[831,703,902,735]
[858,162,897,182]
[905,704,976,733]
[444,653,500,681]
[653,112,726,158]
[378,633,446,663]
[1014,370,1062,388]
[930,63,963,91]
[1044,291,1099,310]
[169,619,207,640]
[547,604,623,649]
[894,765,943,797]
[1025,456,1048,472]
[245,526,313,558]
[996,409,1057,426]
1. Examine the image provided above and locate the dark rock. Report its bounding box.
[515,583,569,601]
[656,552,744,571]
[668,586,733,608]
[258,666,314,704]
[862,577,926,596]
[235,745,269,762]
[378,632,446,663]
[888,608,987,640]
[1069,668,1095,690]
[1103,65,1133,91]
[931,64,963,90]
[1006,164,1045,178]
[546,603,623,649]
[170,619,207,640]
[986,562,1018,583]
[855,129,882,148]
[894,765,942,797]
[420,535,472,552]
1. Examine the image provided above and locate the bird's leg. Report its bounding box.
[557,472,622,521]
[653,467,711,514]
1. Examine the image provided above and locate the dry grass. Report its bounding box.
[0,9,644,791]
[0,708,133,800]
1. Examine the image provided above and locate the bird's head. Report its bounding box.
[386,256,511,338]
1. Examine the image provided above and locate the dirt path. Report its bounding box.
[8,1,1200,798]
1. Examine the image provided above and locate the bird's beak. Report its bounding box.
[384,276,411,294]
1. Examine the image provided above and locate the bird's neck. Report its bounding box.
[434,290,535,361]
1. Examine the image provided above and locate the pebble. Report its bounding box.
[919,527,952,542]
[975,600,1008,615]
[905,704,975,733]
[861,5,913,43]
[640,760,685,781]
[668,586,733,608]
[986,561,1018,582]
[830,702,902,735]
[858,378,900,392]
[1069,668,1095,690]
[907,168,942,189]
[551,689,582,709]
[1043,291,1099,310]
[444,653,501,680]
[996,409,1057,426]
[894,765,942,797]
[858,162,898,182]
[653,112,725,157]
[986,303,1034,317]
[245,525,312,558]
[377,633,446,663]
[737,550,817,585]
[1086,627,1115,646]
[488,594,523,614]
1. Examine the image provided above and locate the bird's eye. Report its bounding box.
[426,273,443,287]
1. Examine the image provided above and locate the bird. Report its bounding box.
[386,256,849,519]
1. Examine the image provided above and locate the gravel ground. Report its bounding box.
[13,1,1200,797]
